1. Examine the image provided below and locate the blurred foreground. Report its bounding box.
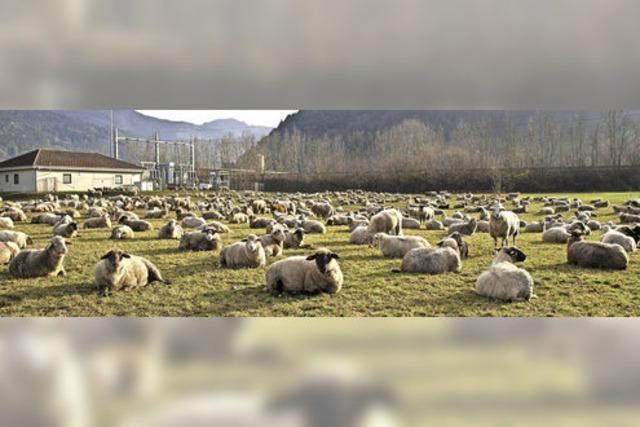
[0,318,639,426]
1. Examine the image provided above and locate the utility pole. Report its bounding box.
[114,127,119,160]
[154,131,160,166]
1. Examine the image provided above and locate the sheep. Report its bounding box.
[53,221,79,239]
[249,216,275,228]
[0,230,33,248]
[542,222,590,244]
[326,215,351,226]
[283,228,305,249]
[259,228,285,256]
[0,217,14,229]
[144,208,169,219]
[310,202,335,220]
[110,225,135,240]
[426,219,444,230]
[119,217,153,232]
[436,231,469,259]
[301,220,326,234]
[393,246,461,274]
[0,241,20,264]
[366,209,403,237]
[476,220,489,233]
[475,246,533,302]
[2,208,27,222]
[228,212,249,224]
[83,214,112,229]
[567,230,628,270]
[601,226,640,253]
[347,217,369,231]
[265,248,343,294]
[8,236,69,278]
[178,229,222,251]
[524,221,546,233]
[158,219,184,240]
[94,249,169,296]
[218,234,267,269]
[620,213,640,224]
[447,217,477,236]
[349,225,370,244]
[489,208,520,248]
[181,216,206,229]
[31,213,63,225]
[371,232,430,258]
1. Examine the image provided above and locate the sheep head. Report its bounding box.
[46,236,69,256]
[306,249,340,274]
[500,246,527,263]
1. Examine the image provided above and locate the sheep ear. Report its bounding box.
[330,253,340,260]
[121,253,131,259]
[306,254,317,261]
[101,250,115,260]
[65,240,72,245]
[241,238,247,242]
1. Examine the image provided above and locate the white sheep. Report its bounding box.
[94,249,169,296]
[179,229,222,251]
[393,246,461,275]
[181,216,207,229]
[542,222,590,244]
[475,246,534,302]
[301,219,326,234]
[601,227,639,253]
[366,209,403,237]
[218,234,267,269]
[110,225,135,240]
[8,236,69,278]
[83,214,112,229]
[371,233,430,258]
[265,248,343,294]
[349,225,370,244]
[447,217,477,236]
[489,208,520,248]
[158,219,184,240]
[0,217,14,229]
[52,221,79,239]
[0,241,20,264]
[259,228,285,257]
[0,230,33,248]
[283,228,305,249]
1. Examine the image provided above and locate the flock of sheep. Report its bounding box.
[1,190,639,303]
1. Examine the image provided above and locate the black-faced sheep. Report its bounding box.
[475,246,533,302]
[567,231,628,270]
[265,248,343,294]
[158,219,184,240]
[94,249,169,296]
[0,241,20,264]
[218,234,267,269]
[542,222,590,244]
[489,208,520,248]
[371,233,430,258]
[8,236,69,278]
[283,228,305,249]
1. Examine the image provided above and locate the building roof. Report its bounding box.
[0,149,145,171]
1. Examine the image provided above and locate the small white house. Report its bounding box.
[0,149,145,193]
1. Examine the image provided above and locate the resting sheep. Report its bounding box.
[371,233,430,258]
[542,222,590,244]
[0,230,33,248]
[0,241,20,264]
[8,236,69,278]
[181,216,206,229]
[158,219,184,240]
[393,246,461,275]
[94,249,169,296]
[83,214,112,229]
[110,225,135,240]
[218,234,266,269]
[0,217,14,229]
[283,229,305,249]
[265,248,343,294]
[475,247,533,302]
[301,220,326,234]
[447,217,477,236]
[437,232,469,259]
[349,225,370,244]
[601,226,640,253]
[567,231,628,270]
[259,229,285,257]
[119,217,153,232]
[178,229,222,251]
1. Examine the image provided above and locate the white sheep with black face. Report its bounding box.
[8,236,69,278]
[601,225,640,253]
[265,248,343,294]
[476,246,533,302]
[219,234,266,269]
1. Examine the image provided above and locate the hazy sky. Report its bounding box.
[137,110,297,127]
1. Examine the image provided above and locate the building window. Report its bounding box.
[4,174,7,183]
[13,174,19,185]
[115,175,123,185]
[63,173,72,184]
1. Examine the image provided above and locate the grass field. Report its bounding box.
[1,191,639,316]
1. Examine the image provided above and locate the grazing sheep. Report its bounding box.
[489,208,520,248]
[283,228,305,249]
[178,229,222,251]
[447,217,477,236]
[0,217,14,229]
[83,214,112,229]
[371,232,430,258]
[265,248,343,294]
[259,228,285,257]
[0,241,20,264]
[94,249,169,296]
[53,221,79,239]
[393,246,461,274]
[301,220,326,234]
[349,225,370,244]
[436,231,469,259]
[158,219,184,240]
[218,234,266,269]
[542,222,590,244]
[0,230,33,248]
[426,219,444,230]
[110,225,135,240]
[181,216,206,229]
[601,226,640,253]
[476,247,533,302]
[567,231,628,270]
[366,209,403,237]
[8,236,69,278]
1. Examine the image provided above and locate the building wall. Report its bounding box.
[36,170,141,192]
[0,169,37,193]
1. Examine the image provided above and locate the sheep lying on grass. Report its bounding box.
[542,222,590,244]
[301,219,326,234]
[8,236,69,278]
[265,248,343,294]
[349,225,370,244]
[259,228,285,257]
[283,229,305,249]
[0,230,33,248]
[94,249,169,296]
[83,214,111,229]
[347,217,369,231]
[426,219,444,230]
[567,230,628,270]
[110,225,135,240]
[476,246,533,302]
[158,219,184,240]
[0,241,20,264]
[119,217,153,232]
[52,221,78,239]
[437,232,469,259]
[601,225,640,253]
[447,217,477,236]
[393,246,461,275]
[371,233,430,258]
[218,234,266,269]
[0,217,14,229]
[181,216,206,229]
[178,229,222,251]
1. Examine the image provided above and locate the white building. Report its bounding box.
[0,149,145,193]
